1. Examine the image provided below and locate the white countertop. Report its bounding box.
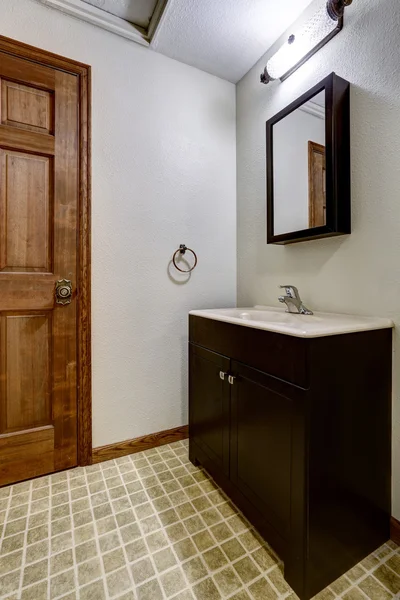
[189,305,394,338]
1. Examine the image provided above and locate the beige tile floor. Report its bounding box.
[0,439,399,600]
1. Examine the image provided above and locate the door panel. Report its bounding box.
[0,426,54,486]
[0,313,51,433]
[230,362,292,538]
[0,150,52,272]
[1,80,54,134]
[189,343,230,477]
[0,50,79,485]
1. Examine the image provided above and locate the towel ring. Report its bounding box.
[173,244,198,273]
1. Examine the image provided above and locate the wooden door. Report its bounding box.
[308,141,326,228]
[230,361,293,539]
[0,51,79,485]
[189,343,230,477]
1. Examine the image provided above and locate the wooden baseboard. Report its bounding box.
[92,425,189,464]
[391,516,400,546]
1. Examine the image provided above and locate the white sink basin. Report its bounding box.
[189,306,393,338]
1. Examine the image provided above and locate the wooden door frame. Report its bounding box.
[0,35,92,466]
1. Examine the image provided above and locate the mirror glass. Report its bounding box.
[272,90,326,236]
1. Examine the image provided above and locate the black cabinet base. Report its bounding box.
[189,317,392,600]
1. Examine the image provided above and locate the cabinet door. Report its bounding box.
[230,361,293,538]
[189,343,230,476]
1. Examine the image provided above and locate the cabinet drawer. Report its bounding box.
[189,315,308,388]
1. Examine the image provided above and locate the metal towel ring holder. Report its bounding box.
[173,244,198,273]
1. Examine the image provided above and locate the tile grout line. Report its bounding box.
[81,464,112,600]
[141,445,289,598]
[0,485,15,556]
[66,469,81,600]
[126,447,233,596]
[137,481,201,597]
[117,443,278,599]
[46,476,53,600]
[360,571,396,598]
[133,444,212,598]
[16,478,33,600]
[98,455,141,599]
[114,451,171,600]
[173,446,292,599]
[114,446,204,597]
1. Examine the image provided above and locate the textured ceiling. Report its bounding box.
[81,0,158,28]
[152,0,315,83]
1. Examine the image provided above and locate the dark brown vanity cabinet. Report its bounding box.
[189,315,392,600]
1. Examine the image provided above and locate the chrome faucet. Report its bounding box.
[278,285,313,315]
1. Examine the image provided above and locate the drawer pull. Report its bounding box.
[219,371,227,380]
[228,375,236,385]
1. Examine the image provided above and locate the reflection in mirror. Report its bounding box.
[273,90,326,236]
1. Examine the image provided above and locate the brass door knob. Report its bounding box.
[55,279,72,305]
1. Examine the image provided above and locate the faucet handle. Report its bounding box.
[279,285,300,300]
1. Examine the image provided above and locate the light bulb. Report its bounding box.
[264,4,339,82]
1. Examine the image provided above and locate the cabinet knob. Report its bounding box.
[219,371,227,380]
[228,375,236,385]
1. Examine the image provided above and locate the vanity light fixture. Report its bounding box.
[260,0,353,84]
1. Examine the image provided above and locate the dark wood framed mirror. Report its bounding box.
[266,72,351,244]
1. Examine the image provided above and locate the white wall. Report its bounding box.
[0,0,236,447]
[273,106,325,235]
[237,0,400,518]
